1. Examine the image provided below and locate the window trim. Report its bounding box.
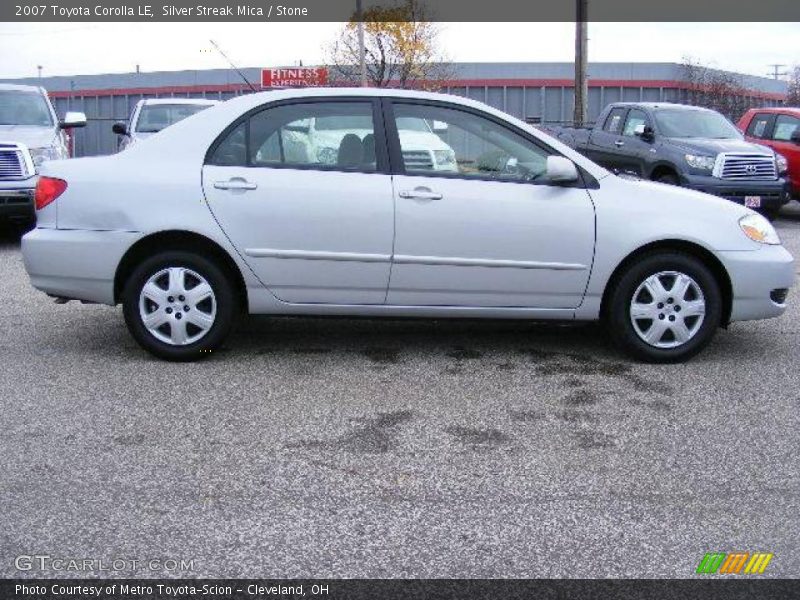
[383,97,596,189]
[204,96,390,175]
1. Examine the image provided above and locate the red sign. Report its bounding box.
[261,67,329,88]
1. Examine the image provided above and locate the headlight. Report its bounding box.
[29,146,63,167]
[433,149,456,167]
[776,153,788,175]
[739,213,780,245]
[685,153,716,171]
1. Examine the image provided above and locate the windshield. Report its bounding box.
[0,90,53,127]
[654,109,741,139]
[135,104,211,133]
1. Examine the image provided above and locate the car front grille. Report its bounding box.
[0,144,30,180]
[715,153,777,181]
[402,150,434,170]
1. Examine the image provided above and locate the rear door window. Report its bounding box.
[603,108,628,134]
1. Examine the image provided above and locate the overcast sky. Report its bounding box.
[0,22,797,80]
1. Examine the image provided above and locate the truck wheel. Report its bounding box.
[655,173,680,186]
[606,252,722,363]
[760,206,781,221]
[122,251,237,361]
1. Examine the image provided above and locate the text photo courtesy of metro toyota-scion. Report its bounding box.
[1,2,800,599]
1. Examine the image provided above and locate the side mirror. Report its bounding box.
[60,111,87,129]
[112,121,129,136]
[635,124,655,142]
[546,156,579,184]
[432,120,448,133]
[791,130,800,145]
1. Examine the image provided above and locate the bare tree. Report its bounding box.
[787,65,800,106]
[325,0,452,89]
[680,57,755,120]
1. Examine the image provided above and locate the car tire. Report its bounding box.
[606,252,722,363]
[122,251,237,361]
[655,173,680,186]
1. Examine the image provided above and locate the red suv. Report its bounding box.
[738,107,800,201]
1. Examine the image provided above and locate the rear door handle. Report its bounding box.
[399,187,443,201]
[614,140,625,147]
[214,178,258,191]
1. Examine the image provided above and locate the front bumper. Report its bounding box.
[718,244,795,322]
[22,227,142,305]
[0,177,36,225]
[682,174,790,209]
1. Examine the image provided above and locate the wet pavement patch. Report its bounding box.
[288,410,414,455]
[445,425,511,448]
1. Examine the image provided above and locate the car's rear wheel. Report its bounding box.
[122,251,236,361]
[606,252,722,363]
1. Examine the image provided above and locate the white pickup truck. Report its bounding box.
[267,114,458,171]
[112,98,220,152]
[0,83,85,230]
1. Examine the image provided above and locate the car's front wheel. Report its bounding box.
[122,251,237,361]
[606,252,722,363]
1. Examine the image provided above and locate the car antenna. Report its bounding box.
[209,39,258,93]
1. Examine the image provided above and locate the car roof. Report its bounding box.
[139,98,220,106]
[609,101,714,111]
[744,106,800,116]
[0,83,46,94]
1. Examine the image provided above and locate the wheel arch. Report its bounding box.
[114,230,248,310]
[600,239,733,326]
[649,162,680,181]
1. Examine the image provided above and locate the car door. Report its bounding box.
[584,107,631,171]
[202,98,394,304]
[617,108,654,176]
[769,114,800,193]
[385,100,595,309]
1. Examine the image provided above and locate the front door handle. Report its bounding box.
[614,140,625,147]
[214,178,258,191]
[398,187,443,201]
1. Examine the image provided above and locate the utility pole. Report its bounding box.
[767,64,787,80]
[356,0,367,87]
[573,0,588,125]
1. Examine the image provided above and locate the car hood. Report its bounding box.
[666,137,774,156]
[619,174,751,217]
[0,124,57,149]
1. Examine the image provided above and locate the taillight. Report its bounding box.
[35,177,67,210]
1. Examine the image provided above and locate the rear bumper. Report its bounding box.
[22,227,141,305]
[718,245,795,322]
[682,175,790,209]
[0,178,36,224]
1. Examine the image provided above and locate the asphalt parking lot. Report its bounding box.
[1,206,799,579]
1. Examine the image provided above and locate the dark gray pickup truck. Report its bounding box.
[545,102,790,218]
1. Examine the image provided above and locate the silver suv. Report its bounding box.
[0,83,85,230]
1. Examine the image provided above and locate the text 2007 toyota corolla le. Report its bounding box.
[22,88,795,362]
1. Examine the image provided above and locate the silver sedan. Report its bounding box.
[22,88,795,362]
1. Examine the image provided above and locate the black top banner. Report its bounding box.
[3,579,800,600]
[3,0,800,22]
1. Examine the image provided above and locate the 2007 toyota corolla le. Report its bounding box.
[21,88,795,362]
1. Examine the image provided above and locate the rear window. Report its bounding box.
[135,103,212,133]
